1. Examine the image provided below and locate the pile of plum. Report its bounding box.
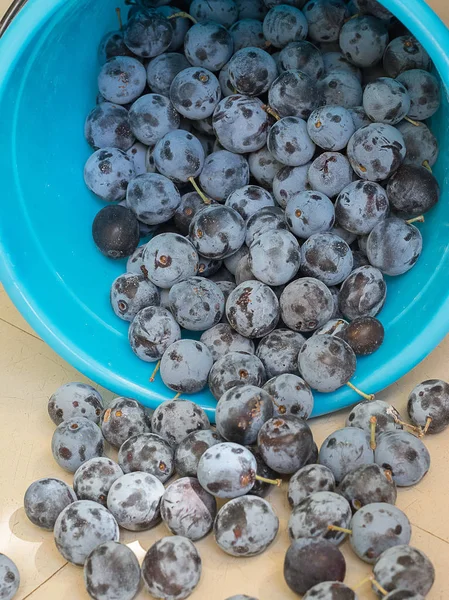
[1,0,447,598]
[0,376,444,600]
[83,0,441,408]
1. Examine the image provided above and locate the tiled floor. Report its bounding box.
[2,0,449,598]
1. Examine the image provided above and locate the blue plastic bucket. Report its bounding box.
[0,0,449,421]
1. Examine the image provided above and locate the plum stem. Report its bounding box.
[149,361,161,382]
[173,392,182,400]
[406,215,425,224]
[393,417,422,435]
[353,576,372,590]
[421,416,432,436]
[384,468,393,482]
[262,104,281,121]
[116,7,123,30]
[422,160,432,173]
[371,577,389,596]
[256,475,282,487]
[188,177,212,204]
[404,116,422,127]
[370,415,377,450]
[327,525,352,535]
[168,11,197,23]
[346,382,375,401]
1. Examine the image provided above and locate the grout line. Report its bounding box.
[21,562,69,600]
[412,522,449,546]
[0,316,43,343]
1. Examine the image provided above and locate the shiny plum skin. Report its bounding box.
[284,538,346,595]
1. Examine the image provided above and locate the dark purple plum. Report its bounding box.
[146,52,191,96]
[0,554,19,600]
[338,463,397,511]
[339,15,388,68]
[214,495,279,556]
[279,40,324,79]
[226,280,280,338]
[143,233,199,288]
[153,130,205,182]
[225,185,275,221]
[280,278,334,333]
[269,70,321,120]
[208,353,266,400]
[123,11,173,58]
[169,277,225,330]
[142,536,202,600]
[170,67,221,120]
[84,542,141,600]
[303,0,348,43]
[199,151,249,202]
[118,433,174,482]
[267,116,316,166]
[288,491,352,544]
[24,478,77,530]
[92,205,140,258]
[335,180,389,235]
[386,164,439,217]
[248,230,300,286]
[263,5,308,48]
[284,538,346,595]
[151,399,210,447]
[54,500,119,565]
[396,69,440,121]
[51,417,104,473]
[73,457,123,506]
[175,429,224,477]
[374,430,430,487]
[190,0,238,27]
[258,415,314,474]
[288,464,336,508]
[160,340,214,394]
[107,472,165,531]
[48,382,103,426]
[161,476,217,540]
[189,205,246,260]
[263,374,314,419]
[101,397,152,448]
[342,316,384,356]
[184,21,234,72]
[383,35,431,78]
[227,47,278,96]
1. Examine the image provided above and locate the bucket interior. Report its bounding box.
[1,0,449,420]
